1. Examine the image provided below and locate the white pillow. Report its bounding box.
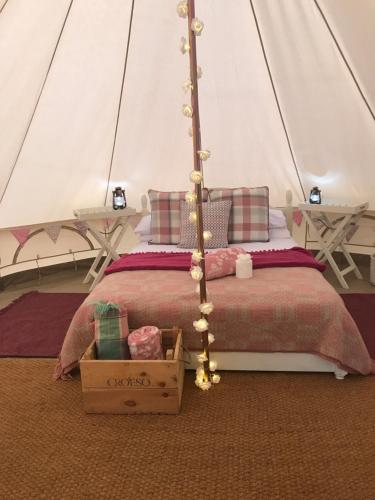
[269,208,287,229]
[269,227,291,239]
[138,234,151,242]
[136,210,289,237]
[134,214,151,235]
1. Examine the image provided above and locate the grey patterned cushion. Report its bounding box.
[178,200,232,249]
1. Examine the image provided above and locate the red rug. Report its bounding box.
[341,294,375,359]
[0,290,374,359]
[0,291,88,357]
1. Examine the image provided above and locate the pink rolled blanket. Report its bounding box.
[128,326,164,360]
[204,247,247,280]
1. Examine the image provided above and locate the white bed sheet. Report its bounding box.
[130,236,297,254]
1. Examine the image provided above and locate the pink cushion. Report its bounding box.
[204,247,247,280]
[209,186,269,243]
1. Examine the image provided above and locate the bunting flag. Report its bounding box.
[44,224,62,243]
[346,224,359,242]
[292,208,303,226]
[10,227,30,245]
[102,218,115,231]
[73,220,89,236]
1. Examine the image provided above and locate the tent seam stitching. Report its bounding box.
[249,0,307,202]
[0,0,75,203]
[314,0,375,122]
[104,0,136,207]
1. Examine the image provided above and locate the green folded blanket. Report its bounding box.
[93,301,130,360]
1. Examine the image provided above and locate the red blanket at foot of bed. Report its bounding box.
[104,247,326,275]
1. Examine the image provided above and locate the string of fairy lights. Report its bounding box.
[177,0,220,390]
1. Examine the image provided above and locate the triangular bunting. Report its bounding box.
[346,225,359,242]
[10,227,30,245]
[73,220,88,236]
[44,224,62,243]
[292,208,303,226]
[102,218,115,231]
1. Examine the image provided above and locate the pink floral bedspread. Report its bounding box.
[54,267,375,379]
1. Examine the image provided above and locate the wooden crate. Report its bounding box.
[80,328,184,414]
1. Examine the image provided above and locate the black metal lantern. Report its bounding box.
[112,187,126,210]
[309,186,321,204]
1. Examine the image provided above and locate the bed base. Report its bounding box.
[187,351,348,380]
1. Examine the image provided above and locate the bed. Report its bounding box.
[54,195,375,381]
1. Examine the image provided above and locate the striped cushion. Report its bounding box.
[209,187,269,243]
[148,189,208,244]
[178,200,232,249]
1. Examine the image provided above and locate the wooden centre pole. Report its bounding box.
[187,0,210,379]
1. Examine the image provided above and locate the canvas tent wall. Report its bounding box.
[0,0,374,276]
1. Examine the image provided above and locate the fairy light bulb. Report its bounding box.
[180,37,190,54]
[211,374,221,384]
[190,170,203,184]
[182,80,193,93]
[199,302,214,315]
[193,318,208,332]
[182,104,193,118]
[177,0,188,18]
[185,191,196,203]
[199,380,212,390]
[208,333,215,344]
[197,150,211,161]
[196,352,208,363]
[189,212,197,223]
[192,250,202,263]
[191,266,203,281]
[203,230,212,241]
[209,360,217,372]
[191,18,204,36]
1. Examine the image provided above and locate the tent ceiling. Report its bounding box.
[0,0,8,12]
[0,0,374,229]
[0,0,72,200]
[320,0,375,114]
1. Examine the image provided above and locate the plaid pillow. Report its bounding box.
[178,200,232,249]
[209,187,269,243]
[148,189,208,244]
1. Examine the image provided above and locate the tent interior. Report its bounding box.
[1,0,375,496]
[0,0,374,277]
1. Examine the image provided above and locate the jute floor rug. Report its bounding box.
[1,359,375,500]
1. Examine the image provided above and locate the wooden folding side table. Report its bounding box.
[74,206,136,291]
[299,202,369,289]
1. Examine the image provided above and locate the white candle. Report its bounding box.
[235,254,253,279]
